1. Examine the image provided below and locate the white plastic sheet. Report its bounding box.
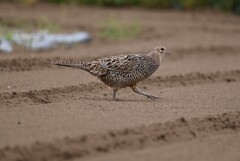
[0,30,91,53]
[0,37,12,53]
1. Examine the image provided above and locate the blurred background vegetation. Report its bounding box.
[1,0,239,14]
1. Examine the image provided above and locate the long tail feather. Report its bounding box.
[46,61,90,70]
[46,60,108,76]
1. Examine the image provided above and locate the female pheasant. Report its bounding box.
[48,46,169,101]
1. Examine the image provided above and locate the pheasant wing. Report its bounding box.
[98,54,144,73]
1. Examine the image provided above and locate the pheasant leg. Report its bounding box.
[131,85,160,100]
[112,88,119,101]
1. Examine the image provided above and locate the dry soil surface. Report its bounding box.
[0,3,240,161]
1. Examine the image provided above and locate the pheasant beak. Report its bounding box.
[166,50,170,55]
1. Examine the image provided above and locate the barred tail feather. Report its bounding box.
[46,61,90,70]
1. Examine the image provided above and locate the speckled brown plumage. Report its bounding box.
[47,46,169,100]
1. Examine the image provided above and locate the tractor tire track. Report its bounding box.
[0,70,239,107]
[0,111,239,161]
[0,46,239,72]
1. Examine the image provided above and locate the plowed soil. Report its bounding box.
[0,3,240,161]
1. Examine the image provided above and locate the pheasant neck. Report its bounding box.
[148,51,164,65]
[159,54,165,64]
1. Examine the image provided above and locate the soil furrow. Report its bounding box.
[0,111,239,161]
[0,46,239,72]
[0,70,239,107]
[0,4,240,161]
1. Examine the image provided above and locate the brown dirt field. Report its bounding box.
[0,3,240,161]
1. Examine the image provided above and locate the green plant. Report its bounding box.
[0,16,59,32]
[140,0,172,8]
[4,32,13,41]
[209,0,235,11]
[0,25,13,41]
[3,0,239,14]
[101,17,140,40]
[0,18,27,29]
[100,0,139,6]
[19,0,39,5]
[38,16,59,32]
